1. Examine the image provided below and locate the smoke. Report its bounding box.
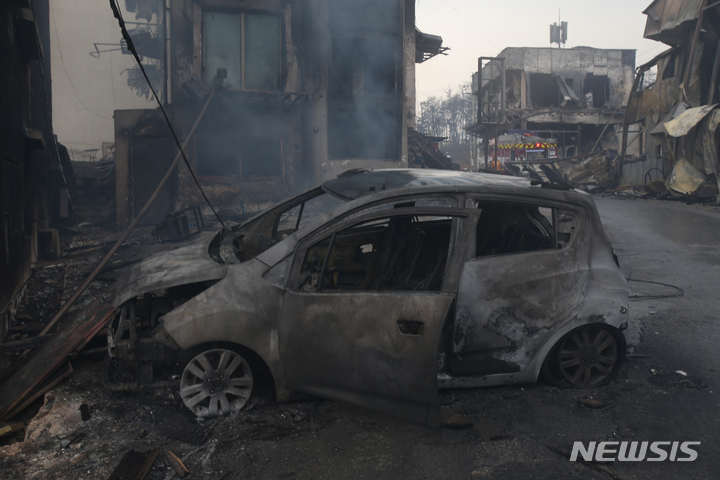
[171,0,408,213]
[327,0,405,161]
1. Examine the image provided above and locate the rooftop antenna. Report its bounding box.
[550,10,568,48]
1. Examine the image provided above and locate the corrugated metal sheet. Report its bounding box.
[643,0,704,46]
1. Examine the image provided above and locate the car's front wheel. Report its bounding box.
[180,348,254,417]
[542,324,626,388]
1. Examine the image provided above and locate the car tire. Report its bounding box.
[180,348,254,418]
[541,324,626,388]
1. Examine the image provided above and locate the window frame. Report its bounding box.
[467,197,585,259]
[196,1,289,93]
[289,207,470,294]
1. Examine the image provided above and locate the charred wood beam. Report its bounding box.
[0,335,50,352]
[107,449,159,480]
[3,362,74,422]
[31,246,113,269]
[0,300,115,421]
[164,448,189,478]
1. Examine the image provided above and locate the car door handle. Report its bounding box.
[397,320,424,336]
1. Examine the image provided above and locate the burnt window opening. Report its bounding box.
[328,104,401,160]
[474,202,578,257]
[505,71,522,107]
[196,133,282,181]
[196,133,239,178]
[641,66,658,90]
[203,10,283,91]
[241,137,282,180]
[330,38,398,98]
[299,214,454,293]
[328,37,401,160]
[583,74,610,108]
[529,74,561,108]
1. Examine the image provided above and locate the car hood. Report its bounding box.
[112,232,228,307]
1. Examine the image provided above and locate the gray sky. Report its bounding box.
[415,0,664,103]
[50,0,154,152]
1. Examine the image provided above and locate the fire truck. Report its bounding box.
[489,132,558,166]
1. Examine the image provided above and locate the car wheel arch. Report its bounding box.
[540,321,627,387]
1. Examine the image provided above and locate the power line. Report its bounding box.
[50,1,113,121]
[436,0,502,51]
[434,0,547,50]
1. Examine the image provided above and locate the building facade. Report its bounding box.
[468,46,636,165]
[622,0,720,197]
[115,0,443,227]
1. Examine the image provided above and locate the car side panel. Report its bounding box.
[452,209,591,374]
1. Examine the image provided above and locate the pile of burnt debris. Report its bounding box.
[0,170,197,480]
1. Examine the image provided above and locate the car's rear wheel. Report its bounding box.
[180,348,253,418]
[542,324,626,388]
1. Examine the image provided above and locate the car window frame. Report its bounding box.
[465,195,587,261]
[287,206,473,295]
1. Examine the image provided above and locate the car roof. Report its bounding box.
[323,169,540,201]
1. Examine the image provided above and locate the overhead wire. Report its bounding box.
[435,0,503,51]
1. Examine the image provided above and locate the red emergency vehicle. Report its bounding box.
[489,134,558,166]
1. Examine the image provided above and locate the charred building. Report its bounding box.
[115,0,445,228]
[621,0,720,199]
[1,0,63,340]
[467,46,636,167]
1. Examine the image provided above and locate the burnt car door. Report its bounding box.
[278,208,470,428]
[450,199,590,376]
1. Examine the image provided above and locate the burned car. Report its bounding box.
[108,169,628,428]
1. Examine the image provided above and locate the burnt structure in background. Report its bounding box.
[0,0,68,340]
[115,0,445,228]
[467,47,636,181]
[621,0,720,200]
[468,47,636,156]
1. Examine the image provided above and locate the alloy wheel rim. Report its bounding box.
[180,349,253,417]
[558,327,618,387]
